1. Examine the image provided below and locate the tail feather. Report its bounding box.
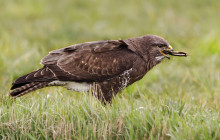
[11,66,56,90]
[9,82,48,97]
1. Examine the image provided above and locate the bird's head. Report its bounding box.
[125,35,187,64]
[141,35,173,62]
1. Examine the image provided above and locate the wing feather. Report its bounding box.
[41,40,137,82]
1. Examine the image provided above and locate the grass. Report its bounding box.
[0,0,220,139]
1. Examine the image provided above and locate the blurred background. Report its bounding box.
[1,0,220,101]
[1,0,220,97]
[0,0,220,139]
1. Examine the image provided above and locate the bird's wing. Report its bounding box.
[41,40,137,82]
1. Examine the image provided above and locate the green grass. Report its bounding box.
[0,0,220,139]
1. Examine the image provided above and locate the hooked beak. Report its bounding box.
[160,45,173,59]
[168,45,174,51]
[160,45,188,59]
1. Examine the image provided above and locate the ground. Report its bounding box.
[0,0,220,139]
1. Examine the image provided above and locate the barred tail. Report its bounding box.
[9,82,48,97]
[9,66,57,97]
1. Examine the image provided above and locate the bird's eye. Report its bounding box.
[152,43,167,48]
[157,44,167,48]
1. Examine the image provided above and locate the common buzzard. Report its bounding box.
[9,35,187,103]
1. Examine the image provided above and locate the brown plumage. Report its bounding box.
[9,35,187,103]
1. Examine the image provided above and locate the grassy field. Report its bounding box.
[0,0,220,139]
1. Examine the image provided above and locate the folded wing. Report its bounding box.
[41,40,137,82]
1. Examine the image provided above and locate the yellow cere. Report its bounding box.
[168,45,173,50]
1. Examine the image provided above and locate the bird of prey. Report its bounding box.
[9,35,187,103]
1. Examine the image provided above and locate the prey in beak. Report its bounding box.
[160,45,188,59]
